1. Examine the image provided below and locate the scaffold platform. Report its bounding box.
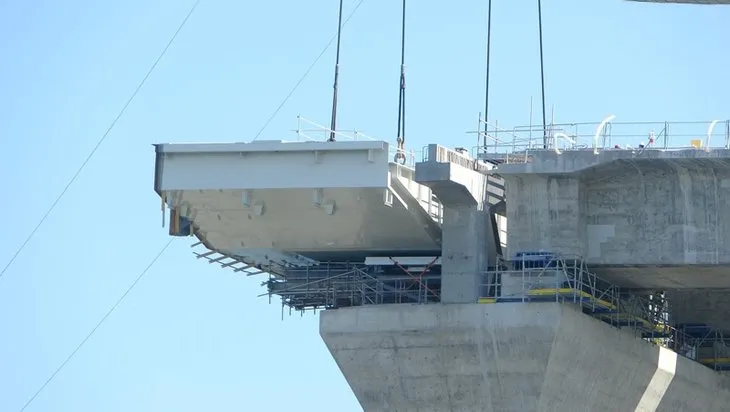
[477,254,730,373]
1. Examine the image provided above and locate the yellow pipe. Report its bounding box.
[700,357,730,365]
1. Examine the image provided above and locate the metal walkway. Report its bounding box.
[479,254,730,372]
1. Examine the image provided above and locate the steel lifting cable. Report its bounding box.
[482,0,493,153]
[328,0,345,142]
[393,0,407,164]
[537,0,548,149]
[253,0,365,141]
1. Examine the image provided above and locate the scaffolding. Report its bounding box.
[192,237,730,371]
[479,253,730,371]
[261,259,442,313]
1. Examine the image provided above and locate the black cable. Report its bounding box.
[14,2,372,409]
[252,0,365,141]
[18,238,175,412]
[396,0,407,144]
[394,0,407,163]
[483,0,493,152]
[0,0,201,283]
[537,0,548,148]
[328,0,346,142]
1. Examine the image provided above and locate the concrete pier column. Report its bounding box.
[415,145,497,303]
[440,205,490,303]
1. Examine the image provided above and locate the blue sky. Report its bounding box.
[0,0,728,411]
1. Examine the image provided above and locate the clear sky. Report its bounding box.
[0,0,728,411]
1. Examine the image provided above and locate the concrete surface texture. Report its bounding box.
[499,150,730,289]
[667,289,730,330]
[321,303,730,412]
[415,145,499,303]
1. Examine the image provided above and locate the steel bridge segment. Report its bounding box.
[155,137,448,268]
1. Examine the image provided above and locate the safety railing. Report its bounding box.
[261,259,442,313]
[418,191,443,224]
[420,143,493,173]
[293,115,378,142]
[479,253,730,370]
[256,249,730,370]
[390,164,444,223]
[481,254,620,311]
[468,117,730,163]
[293,115,421,167]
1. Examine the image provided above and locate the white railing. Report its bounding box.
[468,117,730,163]
[397,167,444,224]
[293,115,378,142]
[421,196,443,224]
[293,115,420,167]
[421,144,493,173]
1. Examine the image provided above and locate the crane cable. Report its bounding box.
[393,0,407,164]
[253,0,365,141]
[537,0,548,148]
[482,0,493,153]
[328,0,345,142]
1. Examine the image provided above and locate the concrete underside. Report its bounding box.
[154,140,443,263]
[593,265,730,289]
[667,289,730,330]
[320,303,730,412]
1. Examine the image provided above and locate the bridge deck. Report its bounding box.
[154,140,443,269]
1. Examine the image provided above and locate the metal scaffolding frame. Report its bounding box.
[261,260,442,313]
[190,237,730,371]
[480,253,730,371]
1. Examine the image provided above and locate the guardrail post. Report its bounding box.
[296,114,302,141]
[706,120,720,151]
[593,114,616,155]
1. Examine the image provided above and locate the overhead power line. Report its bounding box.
[0,0,201,282]
[16,3,371,409]
[18,238,175,412]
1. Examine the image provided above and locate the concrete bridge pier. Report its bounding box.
[320,303,730,412]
